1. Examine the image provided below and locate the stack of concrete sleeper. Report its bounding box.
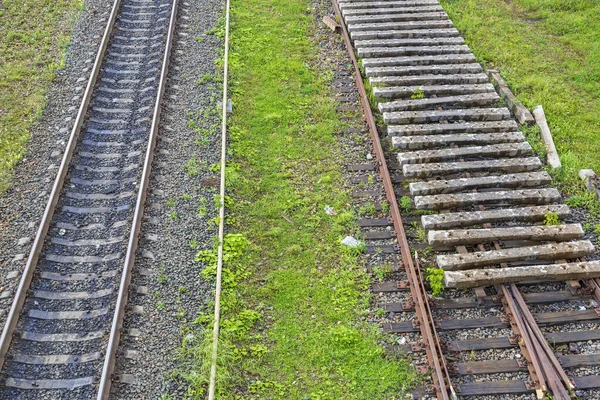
[338,0,600,288]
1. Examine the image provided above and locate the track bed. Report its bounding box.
[335,0,600,398]
[0,0,178,397]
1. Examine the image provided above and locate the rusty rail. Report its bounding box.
[501,285,546,398]
[329,0,453,398]
[510,284,574,399]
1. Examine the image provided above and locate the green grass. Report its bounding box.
[171,0,417,398]
[0,0,83,193]
[439,0,600,193]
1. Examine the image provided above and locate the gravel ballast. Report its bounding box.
[0,0,112,325]
[110,0,225,398]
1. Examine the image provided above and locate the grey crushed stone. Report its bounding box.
[110,0,224,398]
[0,0,111,327]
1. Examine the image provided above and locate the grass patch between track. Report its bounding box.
[0,0,83,193]
[170,0,417,398]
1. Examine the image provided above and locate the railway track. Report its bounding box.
[0,0,178,397]
[332,0,600,398]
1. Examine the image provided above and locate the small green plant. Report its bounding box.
[248,380,286,396]
[410,88,425,99]
[166,198,176,208]
[335,212,354,230]
[181,194,192,201]
[286,244,302,255]
[195,136,210,146]
[184,158,199,177]
[421,246,435,259]
[205,15,226,38]
[157,301,165,310]
[381,201,389,214]
[594,224,600,243]
[566,191,600,216]
[413,209,437,216]
[341,240,367,256]
[213,194,233,209]
[544,212,560,226]
[178,286,190,295]
[373,263,393,281]
[400,195,412,212]
[358,202,376,216]
[425,268,445,296]
[168,211,179,221]
[196,36,204,43]
[375,308,386,317]
[209,163,220,173]
[266,227,282,237]
[197,197,208,217]
[208,216,221,228]
[250,344,268,358]
[367,175,374,185]
[176,306,186,319]
[155,291,162,298]
[195,233,250,277]
[410,221,427,242]
[157,269,168,284]
[197,73,212,84]
[188,238,199,249]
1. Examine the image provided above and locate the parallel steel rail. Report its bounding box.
[0,0,123,370]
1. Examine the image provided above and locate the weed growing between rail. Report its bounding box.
[171,0,417,397]
[438,0,600,210]
[0,0,83,192]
